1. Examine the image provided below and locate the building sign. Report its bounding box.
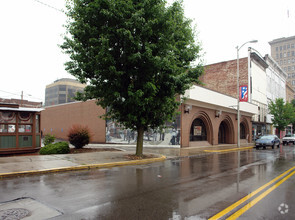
[239,85,248,102]
[194,126,202,136]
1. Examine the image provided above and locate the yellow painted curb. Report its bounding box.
[204,146,254,153]
[0,155,166,178]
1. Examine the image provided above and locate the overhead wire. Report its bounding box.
[33,0,63,13]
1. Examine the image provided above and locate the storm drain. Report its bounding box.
[0,208,30,219]
[0,197,62,220]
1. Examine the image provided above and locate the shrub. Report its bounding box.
[68,124,91,149]
[39,142,70,155]
[43,134,55,146]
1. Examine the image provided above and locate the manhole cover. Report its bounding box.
[0,208,31,220]
[0,198,62,219]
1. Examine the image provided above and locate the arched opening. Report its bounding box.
[240,119,250,142]
[190,118,207,141]
[218,121,228,144]
[218,117,234,144]
[240,123,246,139]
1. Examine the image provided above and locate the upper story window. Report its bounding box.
[276,47,279,51]
[284,45,286,50]
[292,44,294,49]
[280,46,283,51]
[284,53,287,57]
[288,44,290,49]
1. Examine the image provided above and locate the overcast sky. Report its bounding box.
[0,0,294,103]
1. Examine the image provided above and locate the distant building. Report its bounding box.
[45,78,85,107]
[0,98,42,108]
[269,36,295,95]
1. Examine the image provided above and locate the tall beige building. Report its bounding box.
[45,78,85,107]
[269,36,295,96]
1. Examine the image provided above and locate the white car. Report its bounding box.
[282,134,295,145]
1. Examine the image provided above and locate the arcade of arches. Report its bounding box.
[181,106,252,148]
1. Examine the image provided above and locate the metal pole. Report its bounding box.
[237,47,240,148]
[248,47,252,103]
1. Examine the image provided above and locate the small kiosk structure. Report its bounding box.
[0,103,43,154]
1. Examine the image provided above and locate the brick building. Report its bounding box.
[200,51,288,139]
[41,86,257,148]
[0,98,42,108]
[41,100,106,143]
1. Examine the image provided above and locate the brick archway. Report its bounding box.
[189,111,214,145]
[241,117,251,142]
[218,115,235,144]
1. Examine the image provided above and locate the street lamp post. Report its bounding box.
[236,40,258,148]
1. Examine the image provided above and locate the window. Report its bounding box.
[292,44,294,49]
[18,112,33,134]
[280,53,282,58]
[288,66,291,71]
[288,59,291,64]
[288,44,290,49]
[292,80,295,85]
[276,54,279,59]
[292,73,295,78]
[276,47,279,51]
[284,53,287,57]
[288,74,291,78]
[190,118,207,141]
[284,45,286,50]
[0,111,16,133]
[288,52,290,57]
[280,46,283,51]
[284,60,287,64]
[35,115,40,133]
[280,60,283,65]
[292,51,295,56]
[59,85,66,91]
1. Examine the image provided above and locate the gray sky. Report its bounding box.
[0,0,294,103]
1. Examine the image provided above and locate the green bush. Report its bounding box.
[39,142,70,155]
[43,134,55,146]
[68,124,91,149]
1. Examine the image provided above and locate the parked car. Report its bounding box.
[282,134,295,145]
[255,135,280,149]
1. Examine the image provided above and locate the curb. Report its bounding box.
[0,155,166,179]
[203,146,254,153]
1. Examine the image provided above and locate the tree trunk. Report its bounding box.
[136,126,144,157]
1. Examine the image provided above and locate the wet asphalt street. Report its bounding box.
[1,146,295,220]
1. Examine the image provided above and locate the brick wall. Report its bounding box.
[41,100,106,143]
[200,58,249,98]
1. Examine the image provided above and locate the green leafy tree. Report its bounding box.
[290,99,295,132]
[61,0,203,156]
[268,98,295,137]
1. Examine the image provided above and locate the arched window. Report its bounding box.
[240,123,246,139]
[190,118,207,141]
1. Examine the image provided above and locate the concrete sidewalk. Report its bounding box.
[0,144,254,178]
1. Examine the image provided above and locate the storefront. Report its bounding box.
[0,103,43,154]
[181,85,258,148]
